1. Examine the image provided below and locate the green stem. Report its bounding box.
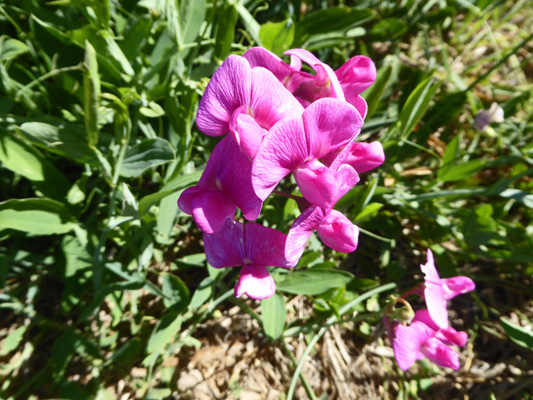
[358,227,394,243]
[282,341,318,400]
[14,64,84,101]
[286,282,397,400]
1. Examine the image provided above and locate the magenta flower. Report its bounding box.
[196,54,304,159]
[203,219,295,300]
[421,249,475,329]
[385,309,467,371]
[323,141,385,174]
[178,136,262,234]
[252,97,363,202]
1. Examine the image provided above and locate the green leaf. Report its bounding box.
[0,130,70,199]
[84,40,100,148]
[438,159,486,182]
[188,277,214,310]
[120,138,175,178]
[295,8,373,46]
[180,0,207,45]
[0,198,76,235]
[139,169,202,216]
[0,326,27,356]
[0,36,30,61]
[353,202,383,222]
[120,15,152,60]
[259,19,295,56]
[276,269,354,295]
[398,75,442,139]
[215,2,238,59]
[261,293,286,340]
[105,338,142,367]
[363,65,392,119]
[500,318,533,349]
[499,189,533,208]
[147,312,182,354]
[18,121,98,164]
[161,273,190,313]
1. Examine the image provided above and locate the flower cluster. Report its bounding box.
[178,47,384,300]
[385,250,475,370]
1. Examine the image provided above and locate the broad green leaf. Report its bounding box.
[0,36,30,61]
[84,40,100,148]
[147,312,182,354]
[363,65,392,119]
[259,19,295,56]
[139,169,202,216]
[276,269,354,295]
[0,326,27,356]
[353,202,383,222]
[156,192,179,237]
[0,198,76,235]
[261,293,286,340]
[215,3,238,59]
[120,138,175,178]
[399,75,442,139]
[180,0,207,45]
[161,273,190,313]
[295,8,373,46]
[0,130,70,199]
[18,121,98,164]
[500,318,533,350]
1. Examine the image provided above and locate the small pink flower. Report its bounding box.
[385,309,468,371]
[421,249,475,329]
[204,219,296,300]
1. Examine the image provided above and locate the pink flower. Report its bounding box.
[196,54,304,159]
[385,309,468,371]
[421,249,475,329]
[203,219,296,300]
[252,97,363,202]
[178,136,262,234]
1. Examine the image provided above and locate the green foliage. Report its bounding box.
[0,0,531,398]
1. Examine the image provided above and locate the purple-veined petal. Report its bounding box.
[235,264,276,300]
[344,92,368,120]
[177,186,201,215]
[317,210,359,253]
[441,276,476,300]
[243,223,294,268]
[196,55,252,136]
[249,67,305,130]
[420,337,460,370]
[285,206,325,265]
[204,219,245,268]
[252,116,308,200]
[294,161,359,210]
[303,98,363,160]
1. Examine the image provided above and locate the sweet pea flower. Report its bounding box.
[421,249,475,329]
[203,219,295,300]
[196,54,304,159]
[178,136,262,234]
[252,97,363,202]
[385,309,467,371]
[323,141,385,174]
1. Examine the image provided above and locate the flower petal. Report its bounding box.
[244,223,294,268]
[252,116,308,200]
[196,55,252,136]
[392,320,434,371]
[294,161,359,210]
[285,206,325,264]
[335,55,377,95]
[441,276,475,300]
[249,66,305,130]
[204,219,245,268]
[235,264,276,300]
[421,249,449,329]
[303,98,363,160]
[317,210,359,253]
[243,47,291,82]
[421,337,460,370]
